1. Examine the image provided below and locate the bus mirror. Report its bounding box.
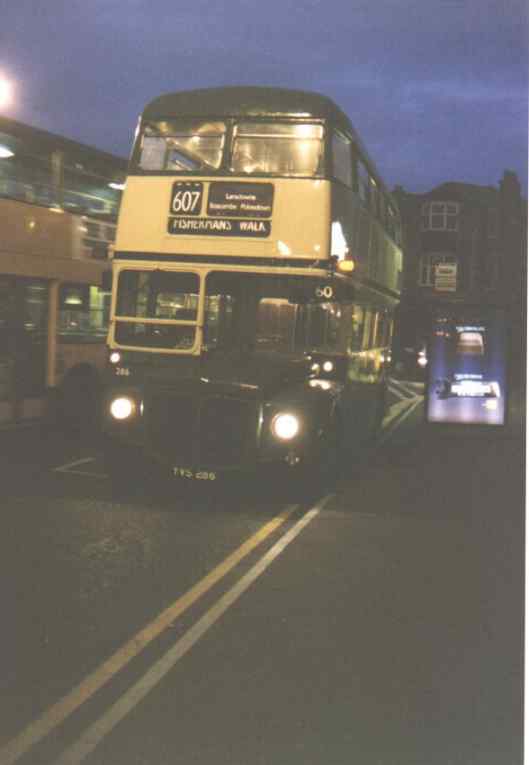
[101,270,113,292]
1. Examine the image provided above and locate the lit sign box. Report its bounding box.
[426,306,507,426]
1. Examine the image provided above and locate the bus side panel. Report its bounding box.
[0,197,73,261]
[331,184,402,296]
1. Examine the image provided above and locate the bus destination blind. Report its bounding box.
[168,181,273,238]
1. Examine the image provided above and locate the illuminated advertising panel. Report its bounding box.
[426,306,507,426]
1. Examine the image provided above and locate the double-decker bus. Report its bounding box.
[0,199,115,427]
[0,118,126,429]
[103,86,403,485]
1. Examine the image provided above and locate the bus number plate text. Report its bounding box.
[173,466,217,481]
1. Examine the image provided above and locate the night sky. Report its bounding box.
[0,0,527,193]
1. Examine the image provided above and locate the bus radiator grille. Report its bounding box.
[147,394,195,464]
[146,393,258,468]
[198,397,258,468]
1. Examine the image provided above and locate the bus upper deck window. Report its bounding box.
[138,120,226,172]
[230,122,324,177]
[331,131,353,187]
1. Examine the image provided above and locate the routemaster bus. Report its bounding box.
[0,118,126,429]
[103,87,403,484]
[0,198,115,428]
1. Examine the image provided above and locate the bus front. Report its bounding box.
[103,89,364,485]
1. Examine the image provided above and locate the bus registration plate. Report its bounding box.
[173,466,217,481]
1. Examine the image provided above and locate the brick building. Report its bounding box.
[392,171,526,379]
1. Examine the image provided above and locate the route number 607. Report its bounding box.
[170,182,203,216]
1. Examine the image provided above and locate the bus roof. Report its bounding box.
[144,86,348,124]
[141,86,393,204]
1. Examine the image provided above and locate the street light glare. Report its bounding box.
[0,77,13,108]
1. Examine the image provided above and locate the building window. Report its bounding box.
[421,201,459,231]
[419,253,457,287]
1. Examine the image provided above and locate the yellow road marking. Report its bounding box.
[0,505,298,765]
[53,457,97,473]
[57,499,331,764]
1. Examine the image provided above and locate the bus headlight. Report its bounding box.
[109,396,136,421]
[109,351,121,365]
[271,412,300,441]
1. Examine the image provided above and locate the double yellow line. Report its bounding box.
[0,505,298,765]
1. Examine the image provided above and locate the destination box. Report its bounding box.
[168,217,271,237]
[207,182,274,218]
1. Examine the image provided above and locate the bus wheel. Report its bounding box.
[56,366,101,435]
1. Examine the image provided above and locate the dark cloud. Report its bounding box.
[0,0,526,192]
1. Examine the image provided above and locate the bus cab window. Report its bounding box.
[256,299,297,350]
[302,302,342,351]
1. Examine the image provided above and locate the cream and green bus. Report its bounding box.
[103,87,403,485]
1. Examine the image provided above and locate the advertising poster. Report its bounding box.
[426,306,507,426]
